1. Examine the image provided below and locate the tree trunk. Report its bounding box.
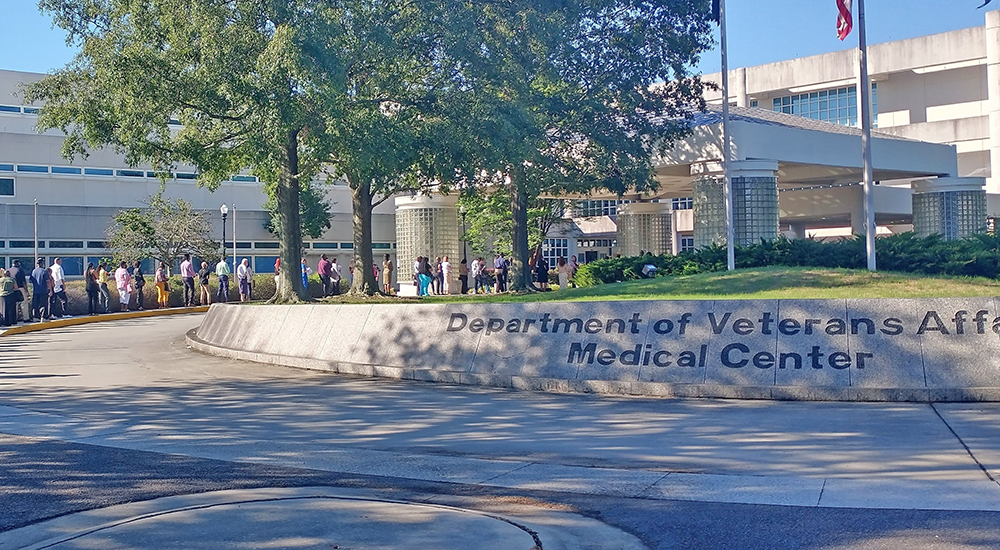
[349,177,378,295]
[509,172,531,292]
[276,128,305,302]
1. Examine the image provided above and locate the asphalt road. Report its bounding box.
[2,314,1000,549]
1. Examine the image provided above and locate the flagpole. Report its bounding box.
[857,0,876,271]
[720,0,735,271]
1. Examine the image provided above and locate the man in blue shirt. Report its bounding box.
[29,258,50,321]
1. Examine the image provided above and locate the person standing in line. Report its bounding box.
[381,254,393,295]
[469,257,481,294]
[85,263,99,315]
[30,259,50,321]
[237,258,253,302]
[300,256,310,292]
[557,257,571,290]
[317,254,332,297]
[458,258,469,295]
[441,256,452,295]
[534,253,549,290]
[215,258,231,302]
[9,260,26,322]
[155,261,170,308]
[133,261,146,310]
[180,253,196,307]
[568,256,579,288]
[49,257,69,317]
[417,257,433,297]
[97,262,111,313]
[46,267,57,317]
[0,268,17,327]
[114,261,132,312]
[197,261,212,306]
[412,256,421,289]
[329,257,342,295]
[493,253,507,293]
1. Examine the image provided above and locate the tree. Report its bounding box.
[458,188,568,266]
[448,0,714,291]
[27,0,348,301]
[106,192,217,272]
[264,180,334,240]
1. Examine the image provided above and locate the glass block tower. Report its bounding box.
[394,195,461,293]
[616,202,672,256]
[693,160,780,248]
[911,178,987,240]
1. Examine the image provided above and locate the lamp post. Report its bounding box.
[459,205,468,261]
[33,199,38,265]
[220,204,229,265]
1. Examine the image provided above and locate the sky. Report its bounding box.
[0,0,994,75]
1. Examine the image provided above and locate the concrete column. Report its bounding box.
[911,177,987,240]
[987,10,1000,193]
[394,195,461,295]
[789,222,808,240]
[730,160,780,245]
[734,68,748,108]
[616,202,672,256]
[670,210,680,256]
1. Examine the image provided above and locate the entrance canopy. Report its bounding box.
[577,105,959,201]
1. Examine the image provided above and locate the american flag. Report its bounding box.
[837,0,853,41]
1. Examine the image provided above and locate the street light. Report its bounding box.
[220,204,229,264]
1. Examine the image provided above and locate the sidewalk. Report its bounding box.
[0,306,209,337]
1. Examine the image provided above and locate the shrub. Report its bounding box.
[574,232,1000,286]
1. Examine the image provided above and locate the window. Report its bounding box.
[17,165,48,173]
[313,242,338,249]
[340,242,354,249]
[750,100,759,108]
[52,166,82,175]
[542,238,569,267]
[175,172,198,180]
[772,83,877,127]
[680,236,695,252]
[10,241,42,249]
[85,168,114,176]
[147,171,172,178]
[0,258,4,269]
[576,200,626,219]
[0,178,12,196]
[236,242,252,249]
[230,175,257,183]
[671,197,693,210]
[0,164,13,171]
[48,241,84,249]
[254,242,279,249]
[22,107,39,115]
[59,257,85,276]
[11,257,35,270]
[116,169,145,177]
[254,256,279,274]
[372,243,392,249]
[0,105,19,113]
[87,241,107,249]
[0,241,4,248]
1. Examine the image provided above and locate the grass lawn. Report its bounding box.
[317,267,1000,304]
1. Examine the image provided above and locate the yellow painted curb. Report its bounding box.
[0,306,210,337]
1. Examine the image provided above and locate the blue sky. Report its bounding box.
[0,0,994,75]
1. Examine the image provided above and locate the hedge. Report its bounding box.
[573,233,1000,286]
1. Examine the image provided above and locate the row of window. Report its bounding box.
[577,239,618,248]
[2,104,181,125]
[0,165,258,183]
[541,238,570,266]
[771,83,878,128]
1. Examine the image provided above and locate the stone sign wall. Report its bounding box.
[189,298,1000,402]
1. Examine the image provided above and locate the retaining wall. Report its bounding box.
[188,299,1000,402]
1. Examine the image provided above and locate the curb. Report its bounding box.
[185,327,1000,402]
[0,306,209,337]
